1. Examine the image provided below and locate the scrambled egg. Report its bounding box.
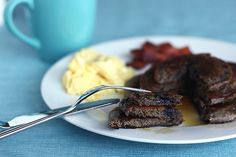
[63,48,135,101]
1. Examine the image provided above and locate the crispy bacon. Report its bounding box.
[128,42,192,69]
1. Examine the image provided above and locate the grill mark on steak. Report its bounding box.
[195,89,236,105]
[119,99,182,118]
[193,96,236,123]
[193,63,236,105]
[108,107,183,129]
[125,92,182,106]
[188,55,233,90]
[108,92,183,128]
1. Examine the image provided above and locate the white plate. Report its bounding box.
[41,36,236,144]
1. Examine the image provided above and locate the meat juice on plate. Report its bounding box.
[177,97,204,126]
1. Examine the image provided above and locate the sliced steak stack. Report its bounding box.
[189,56,236,123]
[108,92,183,129]
[125,53,236,124]
[139,54,205,94]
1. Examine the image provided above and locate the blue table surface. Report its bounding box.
[1,0,236,156]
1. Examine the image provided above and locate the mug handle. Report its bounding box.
[4,0,40,49]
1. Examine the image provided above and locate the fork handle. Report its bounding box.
[0,110,66,139]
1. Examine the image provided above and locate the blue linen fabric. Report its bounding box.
[1,0,236,156]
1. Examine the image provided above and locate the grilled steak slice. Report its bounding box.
[194,63,236,105]
[139,67,162,92]
[125,92,182,106]
[153,54,210,84]
[193,97,236,123]
[153,55,191,84]
[188,55,233,91]
[214,63,236,94]
[119,99,182,118]
[138,53,233,94]
[196,90,236,105]
[139,68,186,93]
[108,107,183,129]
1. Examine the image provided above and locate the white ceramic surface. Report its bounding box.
[41,36,236,144]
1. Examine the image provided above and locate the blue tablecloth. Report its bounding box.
[1,0,236,156]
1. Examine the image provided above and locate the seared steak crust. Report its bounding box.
[109,107,183,129]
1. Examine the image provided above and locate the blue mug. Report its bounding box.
[4,0,96,62]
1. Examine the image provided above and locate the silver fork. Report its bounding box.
[0,85,150,139]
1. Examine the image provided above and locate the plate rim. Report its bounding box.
[41,35,236,144]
